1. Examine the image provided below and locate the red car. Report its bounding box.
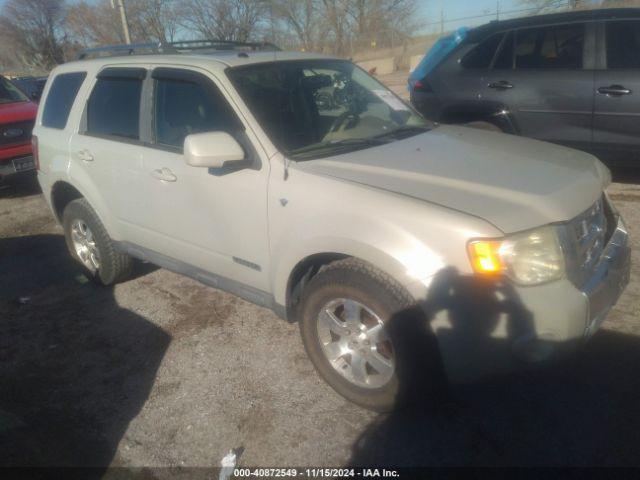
[0,75,38,180]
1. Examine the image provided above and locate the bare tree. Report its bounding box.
[128,0,181,43]
[65,1,123,46]
[345,0,420,51]
[66,0,180,46]
[270,0,323,51]
[181,0,268,42]
[0,0,66,70]
[320,0,350,55]
[0,0,424,71]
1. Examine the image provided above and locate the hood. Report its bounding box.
[296,125,608,233]
[0,100,38,125]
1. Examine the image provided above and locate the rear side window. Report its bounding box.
[494,31,514,69]
[461,33,504,69]
[42,72,86,129]
[153,72,241,149]
[86,74,143,140]
[515,24,584,69]
[606,21,640,69]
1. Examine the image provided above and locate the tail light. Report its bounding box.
[31,134,39,171]
[413,79,433,93]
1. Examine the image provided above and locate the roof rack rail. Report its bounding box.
[77,39,280,60]
[169,39,280,52]
[77,42,177,60]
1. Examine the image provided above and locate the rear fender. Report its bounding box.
[51,170,121,241]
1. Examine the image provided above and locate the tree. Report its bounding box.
[181,0,268,42]
[283,0,420,55]
[66,0,180,46]
[344,0,420,51]
[270,0,322,51]
[65,1,123,46]
[0,0,66,70]
[128,0,181,43]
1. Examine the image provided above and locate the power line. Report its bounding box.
[423,0,575,30]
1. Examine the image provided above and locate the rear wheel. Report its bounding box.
[298,258,444,411]
[62,198,132,285]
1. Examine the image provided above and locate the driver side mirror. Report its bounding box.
[184,131,245,169]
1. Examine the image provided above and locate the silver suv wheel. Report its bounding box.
[70,219,101,272]
[317,298,395,389]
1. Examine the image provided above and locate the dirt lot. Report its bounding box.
[1,124,640,469]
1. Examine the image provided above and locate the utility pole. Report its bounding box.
[496,0,500,21]
[111,0,131,44]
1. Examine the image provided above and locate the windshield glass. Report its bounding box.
[227,59,431,160]
[0,76,28,104]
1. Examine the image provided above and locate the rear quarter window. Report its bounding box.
[42,72,86,129]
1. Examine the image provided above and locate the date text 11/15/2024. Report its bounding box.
[232,468,400,478]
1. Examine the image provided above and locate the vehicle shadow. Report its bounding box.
[348,267,640,466]
[0,172,41,199]
[0,234,171,471]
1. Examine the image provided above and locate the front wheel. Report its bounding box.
[298,258,444,411]
[464,120,504,132]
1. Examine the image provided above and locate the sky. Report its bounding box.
[0,0,598,36]
[420,0,520,34]
[417,0,599,34]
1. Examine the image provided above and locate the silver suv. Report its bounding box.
[34,41,630,411]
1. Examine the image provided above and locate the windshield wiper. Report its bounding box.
[289,137,389,159]
[373,124,430,140]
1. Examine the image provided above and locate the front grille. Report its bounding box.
[0,120,34,147]
[564,196,610,288]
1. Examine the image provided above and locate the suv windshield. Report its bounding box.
[0,76,28,104]
[227,59,431,160]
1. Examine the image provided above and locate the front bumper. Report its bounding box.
[582,216,631,338]
[424,212,630,384]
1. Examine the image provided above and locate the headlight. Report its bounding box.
[467,225,565,285]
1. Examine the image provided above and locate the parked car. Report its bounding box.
[410,8,640,167]
[12,75,48,102]
[35,40,630,410]
[0,75,38,181]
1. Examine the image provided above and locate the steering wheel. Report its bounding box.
[329,111,359,133]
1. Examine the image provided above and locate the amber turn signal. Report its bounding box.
[467,240,504,274]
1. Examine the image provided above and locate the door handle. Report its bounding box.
[488,80,513,90]
[597,85,631,96]
[76,149,94,162]
[151,167,177,182]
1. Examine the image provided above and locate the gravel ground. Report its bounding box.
[1,82,639,469]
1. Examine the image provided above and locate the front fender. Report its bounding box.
[271,232,433,307]
[268,157,502,308]
[441,102,518,134]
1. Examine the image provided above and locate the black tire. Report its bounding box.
[298,258,445,411]
[464,120,503,132]
[62,198,133,285]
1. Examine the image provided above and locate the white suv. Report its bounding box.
[35,41,630,410]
